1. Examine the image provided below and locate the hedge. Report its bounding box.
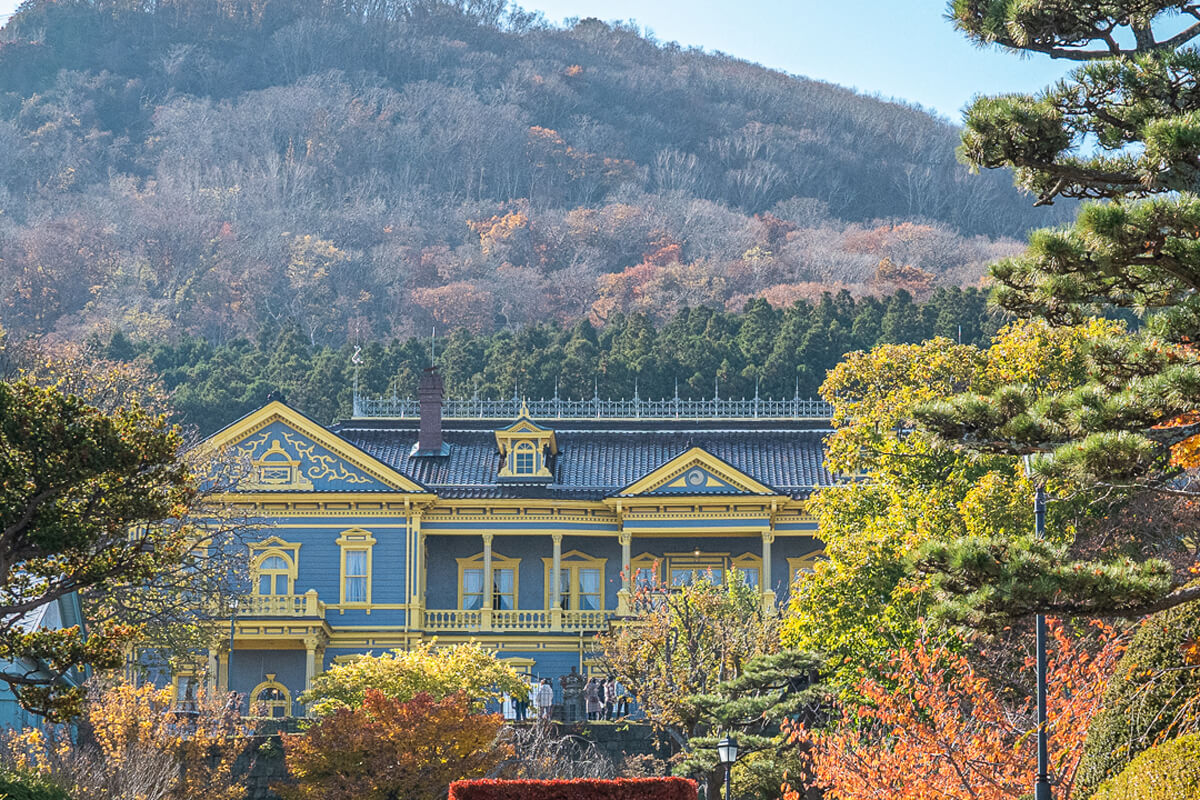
[1090,733,1200,800]
[1076,598,1200,797]
[449,777,699,800]
[0,770,71,800]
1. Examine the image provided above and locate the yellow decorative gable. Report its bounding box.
[615,447,777,497]
[200,401,430,495]
[494,405,557,481]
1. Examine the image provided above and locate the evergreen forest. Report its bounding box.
[113,287,997,433]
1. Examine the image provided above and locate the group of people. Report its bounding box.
[584,674,629,721]
[507,668,634,723]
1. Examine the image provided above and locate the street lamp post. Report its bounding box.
[717,735,738,800]
[228,596,239,706]
[1033,485,1052,800]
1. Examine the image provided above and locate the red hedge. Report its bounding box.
[449,778,698,800]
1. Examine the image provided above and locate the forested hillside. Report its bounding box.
[0,0,1069,348]
[101,288,996,433]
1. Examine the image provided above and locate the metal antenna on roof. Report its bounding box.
[351,346,363,416]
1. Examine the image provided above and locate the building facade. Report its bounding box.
[199,371,835,717]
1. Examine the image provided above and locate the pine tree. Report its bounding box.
[913,3,1200,620]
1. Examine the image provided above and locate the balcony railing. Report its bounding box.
[240,591,325,618]
[353,393,833,420]
[422,607,616,632]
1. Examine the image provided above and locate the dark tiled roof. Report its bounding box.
[333,418,833,500]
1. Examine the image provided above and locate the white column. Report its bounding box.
[761,530,775,611]
[482,533,494,611]
[551,533,563,609]
[551,533,564,630]
[617,531,633,616]
[206,646,219,694]
[303,635,322,693]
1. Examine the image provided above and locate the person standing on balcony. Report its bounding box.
[585,676,602,720]
[536,678,554,721]
[603,676,617,720]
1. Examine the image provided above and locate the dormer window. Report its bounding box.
[494,404,557,483]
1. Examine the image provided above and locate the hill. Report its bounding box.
[0,0,1069,346]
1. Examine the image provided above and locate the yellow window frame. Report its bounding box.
[512,441,538,475]
[731,552,764,588]
[249,537,300,596]
[630,552,661,589]
[665,550,730,586]
[456,551,521,610]
[541,550,607,610]
[788,550,823,584]
[250,673,291,719]
[336,528,376,610]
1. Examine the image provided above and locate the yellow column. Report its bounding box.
[206,645,220,694]
[617,531,632,615]
[762,530,776,612]
[550,533,563,630]
[482,533,494,629]
[303,634,325,696]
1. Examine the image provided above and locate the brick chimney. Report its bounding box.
[416,367,445,456]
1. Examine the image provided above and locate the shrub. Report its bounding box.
[448,777,698,800]
[279,690,508,800]
[1090,733,1200,800]
[0,770,71,800]
[1076,600,1200,796]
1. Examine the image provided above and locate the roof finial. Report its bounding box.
[754,375,760,400]
[594,377,599,401]
[430,326,436,365]
[633,377,639,401]
[519,398,530,418]
[714,376,719,401]
[674,378,679,401]
[554,377,559,401]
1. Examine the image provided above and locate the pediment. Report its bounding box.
[615,447,777,497]
[201,402,428,494]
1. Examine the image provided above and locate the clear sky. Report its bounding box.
[0,0,1074,121]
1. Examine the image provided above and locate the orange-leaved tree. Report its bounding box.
[278,690,509,800]
[789,620,1123,800]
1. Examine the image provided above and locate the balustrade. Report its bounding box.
[354,393,832,420]
[421,608,614,632]
[240,592,325,618]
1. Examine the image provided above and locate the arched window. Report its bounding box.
[513,441,537,474]
[255,553,293,596]
[250,675,291,718]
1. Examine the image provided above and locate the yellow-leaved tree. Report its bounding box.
[299,641,527,717]
[5,679,249,800]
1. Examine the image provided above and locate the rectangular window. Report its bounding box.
[344,550,368,604]
[493,568,515,610]
[515,449,535,473]
[463,568,484,609]
[740,567,759,588]
[578,568,601,610]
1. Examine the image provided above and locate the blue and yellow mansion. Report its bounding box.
[194,370,834,716]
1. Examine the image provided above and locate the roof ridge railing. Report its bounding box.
[352,393,834,420]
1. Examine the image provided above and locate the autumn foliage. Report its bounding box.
[448,778,698,800]
[790,621,1123,800]
[5,679,249,800]
[278,690,508,800]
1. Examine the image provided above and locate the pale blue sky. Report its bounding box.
[0,0,1073,120]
